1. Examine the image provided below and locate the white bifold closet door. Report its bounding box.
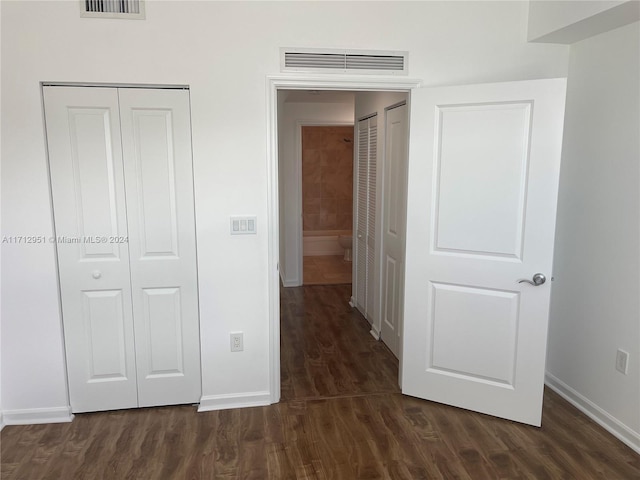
[354,114,377,321]
[44,86,201,413]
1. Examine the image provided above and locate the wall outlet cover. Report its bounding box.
[230,332,244,352]
[615,349,629,375]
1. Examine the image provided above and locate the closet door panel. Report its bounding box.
[355,118,369,313]
[354,115,378,323]
[44,86,138,413]
[119,88,202,407]
[366,116,378,320]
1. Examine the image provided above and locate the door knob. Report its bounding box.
[518,273,546,286]
[357,233,363,239]
[92,270,102,279]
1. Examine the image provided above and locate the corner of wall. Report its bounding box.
[545,373,640,454]
[528,0,639,44]
[547,20,639,454]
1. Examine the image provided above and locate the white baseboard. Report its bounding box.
[3,406,74,426]
[370,325,381,340]
[280,270,301,288]
[0,411,4,431]
[198,391,271,412]
[545,372,640,454]
[282,278,301,287]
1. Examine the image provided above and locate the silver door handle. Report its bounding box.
[518,273,546,286]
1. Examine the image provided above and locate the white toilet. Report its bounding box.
[338,234,352,261]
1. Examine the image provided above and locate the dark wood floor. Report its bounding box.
[2,284,639,479]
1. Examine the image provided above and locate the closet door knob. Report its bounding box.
[92,270,102,279]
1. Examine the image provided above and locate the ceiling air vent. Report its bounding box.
[281,48,408,75]
[80,0,145,19]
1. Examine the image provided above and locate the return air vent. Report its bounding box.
[281,49,408,75]
[80,0,145,19]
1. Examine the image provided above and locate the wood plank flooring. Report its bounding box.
[2,284,639,479]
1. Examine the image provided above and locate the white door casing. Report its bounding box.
[402,79,567,426]
[380,103,409,359]
[45,86,201,413]
[118,88,202,408]
[44,86,139,412]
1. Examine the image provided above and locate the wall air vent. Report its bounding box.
[80,0,145,19]
[281,48,408,75]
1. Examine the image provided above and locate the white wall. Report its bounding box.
[547,21,640,451]
[0,0,3,432]
[353,91,408,337]
[278,95,354,287]
[0,0,569,420]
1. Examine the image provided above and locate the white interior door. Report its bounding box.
[380,104,408,359]
[354,115,377,320]
[44,86,138,413]
[402,79,567,426]
[118,88,202,407]
[45,86,201,412]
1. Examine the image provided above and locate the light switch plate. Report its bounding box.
[230,216,257,235]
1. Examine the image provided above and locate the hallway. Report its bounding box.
[280,284,397,400]
[1,285,638,479]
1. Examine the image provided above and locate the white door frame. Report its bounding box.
[294,120,354,287]
[266,75,421,403]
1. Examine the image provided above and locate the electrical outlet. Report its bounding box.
[230,332,244,352]
[616,349,629,375]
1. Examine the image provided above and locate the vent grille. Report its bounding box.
[282,49,408,75]
[81,0,145,19]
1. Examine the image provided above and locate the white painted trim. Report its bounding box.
[267,78,282,405]
[370,325,381,340]
[267,75,422,406]
[0,412,4,431]
[545,372,640,454]
[268,75,423,92]
[3,406,74,425]
[198,391,271,412]
[280,271,300,288]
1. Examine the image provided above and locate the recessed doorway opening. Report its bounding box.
[271,78,415,405]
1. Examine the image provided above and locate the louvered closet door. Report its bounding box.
[366,117,378,319]
[355,115,377,320]
[356,118,369,313]
[44,87,138,413]
[118,88,201,407]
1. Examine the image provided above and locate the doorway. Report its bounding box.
[299,124,354,286]
[272,79,416,403]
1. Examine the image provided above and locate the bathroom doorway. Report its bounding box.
[300,125,354,286]
[276,86,411,357]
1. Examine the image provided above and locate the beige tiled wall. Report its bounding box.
[302,126,354,232]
